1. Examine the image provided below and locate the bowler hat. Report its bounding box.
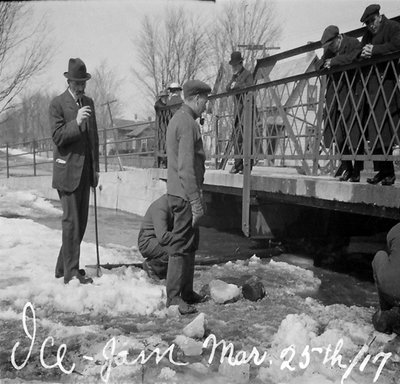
[360,4,380,23]
[229,51,244,65]
[321,25,339,46]
[63,58,91,81]
[183,80,211,98]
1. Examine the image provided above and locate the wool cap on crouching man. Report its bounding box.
[63,58,91,81]
[360,4,380,23]
[321,25,339,46]
[183,80,211,98]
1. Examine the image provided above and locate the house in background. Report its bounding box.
[109,118,155,155]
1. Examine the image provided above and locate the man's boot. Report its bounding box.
[166,256,197,315]
[181,253,207,305]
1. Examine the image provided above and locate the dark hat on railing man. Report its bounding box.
[360,4,381,24]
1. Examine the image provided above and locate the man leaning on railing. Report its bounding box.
[317,25,363,183]
[360,4,400,186]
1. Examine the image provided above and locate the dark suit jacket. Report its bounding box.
[50,89,99,192]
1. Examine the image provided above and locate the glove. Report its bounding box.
[190,196,204,227]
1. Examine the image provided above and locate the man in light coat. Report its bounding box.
[166,79,211,315]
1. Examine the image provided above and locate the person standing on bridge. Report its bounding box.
[317,25,363,183]
[49,58,99,285]
[372,222,400,335]
[166,79,211,315]
[360,4,400,186]
[166,82,183,116]
[226,51,254,174]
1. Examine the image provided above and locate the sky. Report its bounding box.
[0,185,398,382]
[22,0,400,121]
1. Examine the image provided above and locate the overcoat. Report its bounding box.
[318,35,362,150]
[50,90,99,192]
[361,15,400,150]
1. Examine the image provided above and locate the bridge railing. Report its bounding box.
[156,50,400,176]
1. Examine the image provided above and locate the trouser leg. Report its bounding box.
[138,231,169,278]
[372,250,394,311]
[56,161,91,283]
[166,195,196,305]
[166,256,185,306]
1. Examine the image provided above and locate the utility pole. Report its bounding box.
[238,44,280,67]
[101,99,123,171]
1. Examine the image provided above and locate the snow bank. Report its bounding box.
[0,217,165,317]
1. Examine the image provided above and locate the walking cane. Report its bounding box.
[93,186,101,277]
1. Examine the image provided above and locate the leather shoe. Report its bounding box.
[381,175,396,186]
[56,268,86,279]
[142,260,160,280]
[229,165,242,174]
[367,172,385,185]
[167,297,197,315]
[349,170,360,183]
[65,274,93,285]
[183,291,209,305]
[334,162,346,178]
[339,170,352,182]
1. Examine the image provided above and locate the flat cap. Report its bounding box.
[183,80,211,98]
[360,4,380,23]
[321,25,339,46]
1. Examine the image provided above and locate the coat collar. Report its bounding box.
[180,103,199,120]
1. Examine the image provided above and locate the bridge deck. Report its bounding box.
[201,167,400,220]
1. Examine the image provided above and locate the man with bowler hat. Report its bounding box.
[360,4,400,186]
[49,58,99,284]
[225,51,254,174]
[166,79,211,315]
[317,25,363,182]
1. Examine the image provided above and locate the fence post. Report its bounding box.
[215,115,219,169]
[313,75,327,175]
[6,143,9,178]
[103,128,108,172]
[241,92,253,238]
[33,140,37,176]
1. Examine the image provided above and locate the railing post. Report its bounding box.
[313,75,327,175]
[103,128,108,173]
[241,92,253,237]
[33,140,37,176]
[215,115,219,169]
[6,143,9,178]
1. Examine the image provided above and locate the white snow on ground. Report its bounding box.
[0,187,61,218]
[0,186,399,383]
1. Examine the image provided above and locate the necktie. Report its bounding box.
[77,98,82,108]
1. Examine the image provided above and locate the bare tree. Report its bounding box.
[0,2,53,115]
[131,6,209,106]
[209,0,282,74]
[85,60,123,132]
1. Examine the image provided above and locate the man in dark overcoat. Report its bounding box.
[50,58,99,284]
[226,51,254,174]
[360,4,400,186]
[166,79,211,315]
[317,25,363,182]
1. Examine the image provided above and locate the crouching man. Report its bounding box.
[372,222,400,334]
[165,79,211,315]
[138,194,172,280]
